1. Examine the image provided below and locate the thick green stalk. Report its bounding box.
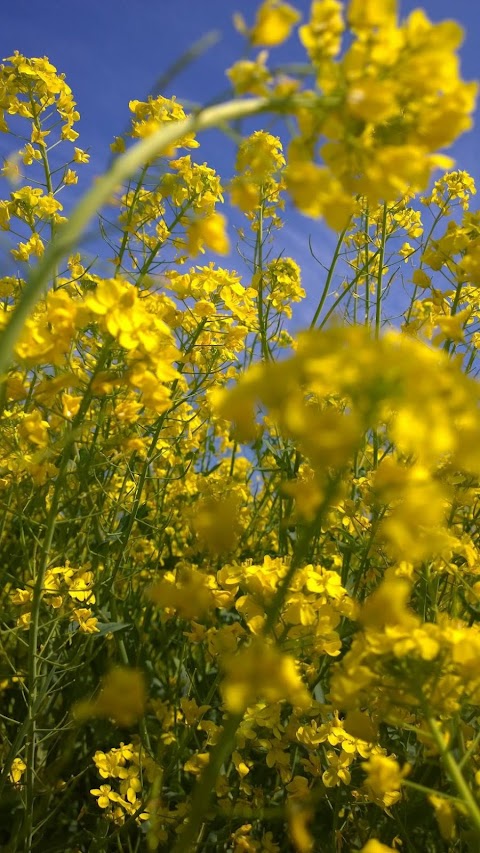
[171,712,244,853]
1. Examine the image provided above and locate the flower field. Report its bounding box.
[1,1,480,850]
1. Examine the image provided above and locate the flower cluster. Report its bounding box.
[90,742,151,825]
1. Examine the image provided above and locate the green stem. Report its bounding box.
[426,715,480,839]
[364,209,370,326]
[255,198,271,362]
[403,779,463,804]
[309,221,350,329]
[375,203,388,340]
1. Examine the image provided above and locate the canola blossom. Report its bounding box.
[1,2,480,850]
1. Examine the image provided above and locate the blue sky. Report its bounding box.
[2,0,480,327]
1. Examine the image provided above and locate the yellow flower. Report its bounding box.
[287,800,314,853]
[72,608,100,634]
[110,136,126,154]
[18,410,50,447]
[73,147,90,163]
[187,212,230,256]
[9,757,27,785]
[347,0,397,32]
[11,588,32,606]
[149,566,215,620]
[359,578,416,632]
[285,161,353,228]
[90,784,118,809]
[322,750,352,787]
[74,667,146,727]
[183,752,210,775]
[179,697,211,726]
[232,750,252,778]
[360,842,397,853]
[346,79,398,123]
[286,775,310,799]
[61,393,82,419]
[429,795,457,841]
[226,53,271,96]
[63,168,78,185]
[250,0,301,48]
[129,94,199,151]
[193,493,241,554]
[220,639,311,713]
[299,0,344,62]
[362,754,410,806]
[412,269,431,288]
[21,143,42,165]
[67,570,96,604]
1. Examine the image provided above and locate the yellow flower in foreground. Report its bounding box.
[74,667,146,727]
[187,212,230,256]
[412,269,432,288]
[287,799,314,853]
[360,842,397,853]
[193,493,241,554]
[221,639,311,713]
[18,410,50,447]
[347,0,397,32]
[285,161,353,229]
[429,795,457,841]
[359,578,416,632]
[299,0,344,62]
[249,0,301,47]
[362,754,410,807]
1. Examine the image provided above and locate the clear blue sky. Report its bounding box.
[2,0,480,326]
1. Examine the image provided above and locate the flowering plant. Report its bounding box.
[1,3,480,850]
